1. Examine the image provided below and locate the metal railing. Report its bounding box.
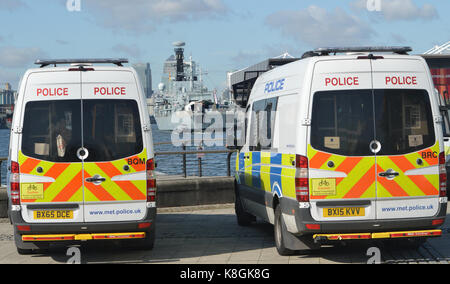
[0,146,238,181]
[155,146,237,178]
[0,157,7,185]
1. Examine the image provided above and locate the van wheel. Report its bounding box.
[274,206,295,256]
[235,194,255,226]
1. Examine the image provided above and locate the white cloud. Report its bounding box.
[351,0,438,21]
[0,46,47,68]
[84,0,228,33]
[265,6,376,47]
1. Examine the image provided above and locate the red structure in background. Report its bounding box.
[430,67,450,104]
[422,55,450,105]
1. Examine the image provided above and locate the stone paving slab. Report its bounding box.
[0,205,449,264]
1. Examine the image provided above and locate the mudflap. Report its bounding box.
[14,228,49,251]
[282,226,320,252]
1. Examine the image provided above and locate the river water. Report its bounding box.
[0,125,237,185]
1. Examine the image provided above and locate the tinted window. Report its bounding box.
[374,89,435,155]
[311,90,375,156]
[22,100,82,162]
[249,98,278,151]
[82,100,143,161]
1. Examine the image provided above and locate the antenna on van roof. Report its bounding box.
[308,46,413,56]
[35,58,129,68]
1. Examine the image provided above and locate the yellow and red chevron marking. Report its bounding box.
[308,146,376,200]
[376,145,439,198]
[18,152,83,203]
[18,150,147,203]
[83,155,147,202]
[307,144,439,200]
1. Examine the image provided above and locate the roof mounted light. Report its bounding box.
[35,58,129,68]
[313,46,413,55]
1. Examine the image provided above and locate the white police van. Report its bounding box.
[235,47,448,255]
[7,59,156,254]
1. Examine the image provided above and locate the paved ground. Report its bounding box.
[0,204,449,264]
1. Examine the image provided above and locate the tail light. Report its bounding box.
[146,158,156,202]
[295,155,309,202]
[439,152,447,197]
[10,161,20,205]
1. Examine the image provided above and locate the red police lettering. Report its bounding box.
[37,88,68,96]
[385,76,417,86]
[325,77,359,87]
[94,87,126,96]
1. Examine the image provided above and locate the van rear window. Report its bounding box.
[22,100,82,162]
[374,89,435,156]
[311,89,435,156]
[82,100,143,162]
[21,99,143,162]
[311,90,375,156]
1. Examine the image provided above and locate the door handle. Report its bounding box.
[378,169,400,179]
[378,172,399,177]
[85,175,106,184]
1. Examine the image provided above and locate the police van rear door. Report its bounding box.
[308,59,377,222]
[81,69,148,222]
[18,70,84,223]
[371,58,441,219]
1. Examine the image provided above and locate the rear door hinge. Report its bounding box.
[302,118,311,126]
[143,124,151,132]
[12,126,22,134]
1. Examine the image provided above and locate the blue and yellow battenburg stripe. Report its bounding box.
[236,151,296,199]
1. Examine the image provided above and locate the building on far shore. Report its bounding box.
[133,63,153,99]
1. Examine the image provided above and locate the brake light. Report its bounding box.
[138,222,152,229]
[439,152,447,197]
[295,155,309,202]
[146,158,156,202]
[305,224,320,230]
[10,161,20,205]
[16,225,30,232]
[432,218,445,226]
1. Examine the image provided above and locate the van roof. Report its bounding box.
[260,52,425,79]
[309,46,412,56]
[35,58,128,68]
[246,52,428,103]
[24,65,135,74]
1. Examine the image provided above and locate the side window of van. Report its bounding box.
[21,100,82,162]
[245,104,251,146]
[311,90,375,156]
[83,100,143,162]
[249,98,278,151]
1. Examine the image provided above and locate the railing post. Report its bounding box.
[227,152,233,177]
[182,144,187,178]
[198,157,202,177]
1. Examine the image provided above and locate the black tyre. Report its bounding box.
[235,194,255,226]
[274,206,295,256]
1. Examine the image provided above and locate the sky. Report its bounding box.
[0,0,449,93]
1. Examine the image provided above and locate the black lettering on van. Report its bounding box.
[421,151,438,159]
[127,158,146,165]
